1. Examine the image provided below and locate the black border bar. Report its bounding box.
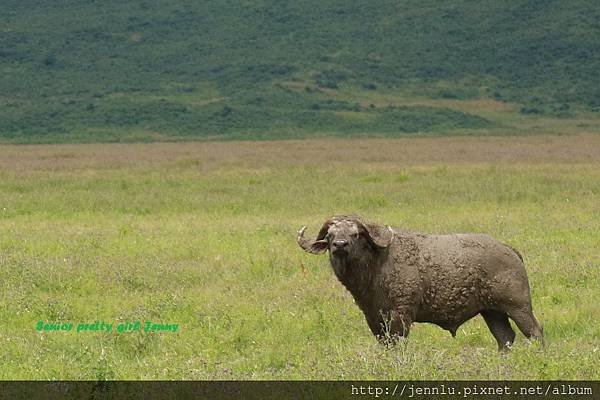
[0,381,597,400]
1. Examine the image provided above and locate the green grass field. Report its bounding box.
[0,135,598,379]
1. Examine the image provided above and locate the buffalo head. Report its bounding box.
[297,215,394,259]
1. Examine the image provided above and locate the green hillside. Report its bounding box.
[2,0,600,142]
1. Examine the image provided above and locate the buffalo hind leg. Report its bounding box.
[508,308,544,345]
[481,310,515,351]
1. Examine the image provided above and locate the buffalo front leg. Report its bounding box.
[374,308,413,346]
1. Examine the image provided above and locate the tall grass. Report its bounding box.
[0,136,598,379]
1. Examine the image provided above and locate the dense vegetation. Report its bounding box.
[1,0,600,142]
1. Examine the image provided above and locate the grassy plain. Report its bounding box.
[0,134,599,379]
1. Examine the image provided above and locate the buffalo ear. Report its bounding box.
[360,222,394,248]
[307,240,329,254]
[297,223,332,255]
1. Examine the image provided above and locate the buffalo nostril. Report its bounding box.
[333,240,348,249]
